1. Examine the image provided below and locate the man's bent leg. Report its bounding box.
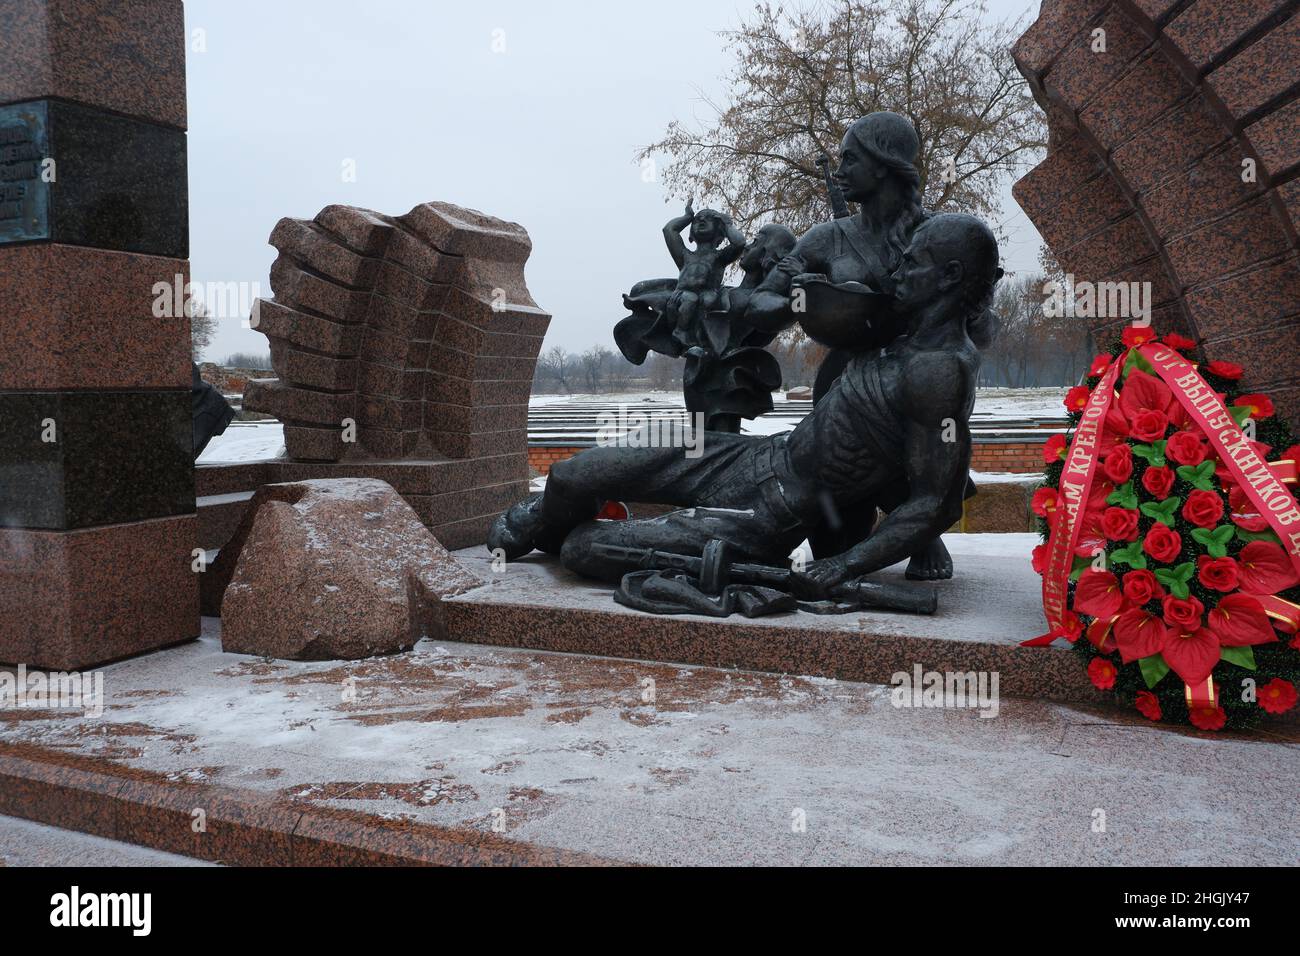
[489,432,755,559]
[560,505,802,585]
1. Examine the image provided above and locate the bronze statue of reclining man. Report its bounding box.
[488,211,1003,600]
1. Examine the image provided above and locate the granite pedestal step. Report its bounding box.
[443,534,1100,705]
[1,619,1295,866]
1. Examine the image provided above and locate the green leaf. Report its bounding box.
[1132,440,1167,467]
[1123,349,1155,380]
[1153,562,1194,599]
[1139,654,1171,689]
[1220,645,1257,671]
[1069,555,1093,582]
[1106,482,1138,510]
[1109,541,1147,570]
[1139,497,1180,527]
[1237,527,1282,546]
[1191,524,1236,558]
[1228,405,1253,427]
[1176,462,1216,491]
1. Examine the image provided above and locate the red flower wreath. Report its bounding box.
[1029,328,1300,730]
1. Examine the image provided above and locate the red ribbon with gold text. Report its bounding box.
[1139,343,1300,577]
[1025,357,1123,647]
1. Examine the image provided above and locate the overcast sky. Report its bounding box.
[185,0,1045,362]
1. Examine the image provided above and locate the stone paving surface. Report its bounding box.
[1,615,1295,866]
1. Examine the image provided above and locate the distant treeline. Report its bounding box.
[224,352,273,370]
[533,279,1095,395]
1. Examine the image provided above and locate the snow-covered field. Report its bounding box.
[533,387,1068,418]
[198,387,1068,464]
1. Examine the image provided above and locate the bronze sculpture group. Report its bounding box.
[489,112,1004,616]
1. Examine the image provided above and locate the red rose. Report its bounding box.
[1128,408,1169,442]
[1259,679,1298,714]
[1189,702,1227,731]
[1234,393,1275,419]
[1043,433,1067,463]
[1088,354,1112,378]
[1031,486,1058,518]
[1196,555,1239,592]
[1102,444,1133,484]
[1102,506,1140,542]
[1165,430,1206,466]
[1134,690,1162,721]
[1121,324,1156,347]
[1121,569,1162,606]
[1031,543,1048,575]
[1142,466,1175,500]
[1162,333,1197,351]
[1087,657,1117,690]
[1162,593,1204,631]
[1181,489,1225,529]
[1205,360,1243,380]
[1143,523,1182,564]
[1064,385,1091,413]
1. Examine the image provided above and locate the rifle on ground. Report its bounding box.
[592,539,937,615]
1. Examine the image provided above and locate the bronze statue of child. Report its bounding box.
[661,201,747,352]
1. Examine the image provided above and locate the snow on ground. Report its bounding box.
[971,387,1069,419]
[197,421,284,464]
[971,471,1043,484]
[530,391,684,406]
[941,532,1038,559]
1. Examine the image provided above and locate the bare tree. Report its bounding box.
[984,272,1093,387]
[645,352,682,391]
[190,301,217,361]
[580,346,614,393]
[638,0,1045,237]
[535,345,574,394]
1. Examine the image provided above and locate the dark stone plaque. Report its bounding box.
[0,390,195,530]
[0,100,51,244]
[0,99,187,257]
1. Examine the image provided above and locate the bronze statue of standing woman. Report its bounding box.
[744,111,998,578]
